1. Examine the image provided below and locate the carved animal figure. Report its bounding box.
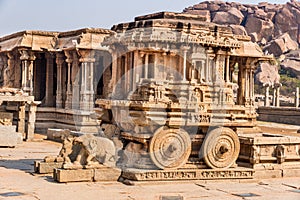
[74,134,117,167]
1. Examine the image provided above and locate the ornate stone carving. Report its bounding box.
[149,127,191,169]
[200,127,240,169]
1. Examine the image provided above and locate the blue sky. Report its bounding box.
[0,0,290,37]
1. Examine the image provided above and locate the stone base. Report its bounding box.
[34,161,64,174]
[0,125,22,147]
[54,167,122,183]
[121,168,254,181]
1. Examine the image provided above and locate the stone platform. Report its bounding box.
[122,168,254,181]
[54,167,122,183]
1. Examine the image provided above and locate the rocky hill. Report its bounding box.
[183,0,300,92]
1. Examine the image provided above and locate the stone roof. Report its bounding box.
[0,28,112,52]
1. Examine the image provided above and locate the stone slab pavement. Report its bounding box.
[1,139,300,200]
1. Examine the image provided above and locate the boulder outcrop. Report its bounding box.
[183,0,300,86]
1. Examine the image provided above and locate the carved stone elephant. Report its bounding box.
[74,134,117,167]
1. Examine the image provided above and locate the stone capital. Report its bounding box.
[64,50,73,63]
[45,52,54,60]
[0,54,7,64]
[55,53,65,66]
[78,49,95,63]
[19,49,35,61]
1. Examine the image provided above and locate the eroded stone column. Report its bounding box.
[79,50,95,111]
[144,53,149,79]
[0,55,7,86]
[181,46,189,81]
[295,87,299,107]
[65,51,73,109]
[225,54,230,82]
[264,84,270,107]
[275,85,280,107]
[72,51,80,109]
[44,53,55,106]
[55,53,64,108]
[18,102,26,138]
[26,101,40,140]
[19,50,35,95]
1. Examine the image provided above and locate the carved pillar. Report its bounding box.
[244,65,250,105]
[55,53,64,108]
[181,46,189,81]
[6,52,15,88]
[272,87,276,106]
[225,54,230,83]
[275,85,280,107]
[144,53,149,79]
[237,59,245,105]
[295,87,299,107]
[18,102,26,138]
[264,84,270,107]
[110,52,118,93]
[214,52,225,84]
[64,51,73,109]
[19,50,35,95]
[206,48,215,83]
[133,50,139,90]
[0,55,7,86]
[44,53,55,106]
[249,66,255,105]
[79,50,95,111]
[26,101,40,140]
[72,51,80,109]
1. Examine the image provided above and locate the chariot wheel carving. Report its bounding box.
[200,127,240,169]
[149,127,191,169]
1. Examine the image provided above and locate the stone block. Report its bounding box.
[282,169,300,177]
[0,125,22,147]
[34,161,64,174]
[54,168,94,183]
[0,112,13,125]
[47,128,65,142]
[254,169,282,179]
[94,167,121,181]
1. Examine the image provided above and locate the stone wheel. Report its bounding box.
[200,127,240,169]
[149,127,191,169]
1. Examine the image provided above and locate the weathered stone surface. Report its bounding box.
[245,15,274,42]
[94,167,121,181]
[212,8,244,25]
[54,168,94,183]
[282,168,300,177]
[254,170,282,179]
[258,106,300,125]
[122,168,254,181]
[53,167,121,182]
[0,125,22,147]
[34,161,63,174]
[255,62,280,85]
[182,0,300,83]
[183,10,210,22]
[264,33,298,57]
[47,128,68,142]
[274,6,298,41]
[229,25,247,36]
[0,112,13,126]
[281,58,300,79]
